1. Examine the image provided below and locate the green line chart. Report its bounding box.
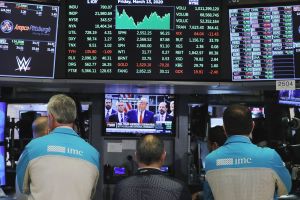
[115,6,174,30]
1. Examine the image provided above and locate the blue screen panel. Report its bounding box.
[0,146,5,185]
[0,102,6,142]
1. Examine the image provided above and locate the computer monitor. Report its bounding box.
[229,4,300,81]
[279,90,300,107]
[0,102,6,142]
[104,94,175,136]
[210,117,223,127]
[0,146,5,185]
[0,1,60,78]
[249,107,265,118]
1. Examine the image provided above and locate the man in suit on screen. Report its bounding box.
[127,97,154,123]
[109,101,127,123]
[105,98,116,122]
[154,102,173,122]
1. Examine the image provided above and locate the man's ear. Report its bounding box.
[211,142,219,151]
[223,125,228,136]
[250,121,255,134]
[160,151,166,163]
[48,113,54,121]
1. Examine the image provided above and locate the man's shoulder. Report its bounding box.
[127,110,136,114]
[145,110,154,115]
[166,114,173,119]
[117,174,186,189]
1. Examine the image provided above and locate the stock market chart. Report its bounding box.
[66,0,222,80]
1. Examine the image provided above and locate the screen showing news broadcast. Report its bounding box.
[104,94,175,136]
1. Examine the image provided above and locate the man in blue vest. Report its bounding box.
[16,94,100,200]
[205,104,291,200]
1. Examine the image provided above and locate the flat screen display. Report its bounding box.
[249,107,265,118]
[229,5,300,81]
[104,94,175,136]
[210,117,223,127]
[113,167,126,176]
[0,1,59,78]
[0,146,5,185]
[0,102,6,143]
[279,90,300,106]
[66,0,223,81]
[160,166,169,173]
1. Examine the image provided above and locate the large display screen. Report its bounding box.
[229,5,300,81]
[279,90,300,106]
[104,94,175,136]
[0,1,59,78]
[0,146,5,185]
[0,102,6,143]
[66,0,223,81]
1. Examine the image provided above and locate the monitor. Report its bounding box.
[229,4,300,81]
[0,102,6,143]
[210,117,223,127]
[0,1,59,78]
[249,107,265,118]
[160,166,169,173]
[279,90,300,106]
[113,166,127,176]
[65,0,226,81]
[104,94,175,136]
[0,146,5,185]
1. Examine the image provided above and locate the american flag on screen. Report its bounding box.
[119,94,133,113]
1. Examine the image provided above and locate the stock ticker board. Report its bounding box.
[229,5,300,81]
[0,1,59,78]
[66,0,222,80]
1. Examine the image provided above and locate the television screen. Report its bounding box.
[113,167,126,176]
[160,166,169,173]
[0,102,6,143]
[249,107,265,118]
[210,117,223,127]
[104,94,175,136]
[65,0,226,81]
[229,5,300,81]
[0,1,59,78]
[279,90,300,106]
[0,146,5,185]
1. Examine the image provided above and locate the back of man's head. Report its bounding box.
[223,104,253,136]
[32,116,48,138]
[208,126,227,147]
[136,134,164,166]
[47,94,77,124]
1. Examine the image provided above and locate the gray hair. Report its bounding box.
[136,135,164,165]
[47,94,77,124]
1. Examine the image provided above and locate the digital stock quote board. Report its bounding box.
[0,1,59,78]
[229,4,300,81]
[66,0,222,81]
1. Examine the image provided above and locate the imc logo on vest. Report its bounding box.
[47,145,83,156]
[216,157,252,166]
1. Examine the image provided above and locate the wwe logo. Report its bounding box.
[15,56,32,72]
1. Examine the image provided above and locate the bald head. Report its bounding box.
[136,135,165,166]
[32,116,49,138]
